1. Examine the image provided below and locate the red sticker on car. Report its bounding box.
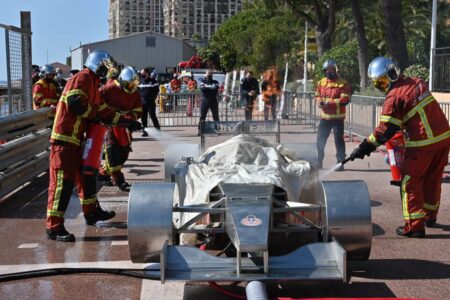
[240,215,262,226]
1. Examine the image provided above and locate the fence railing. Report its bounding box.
[155,91,317,128]
[432,47,450,92]
[0,22,33,117]
[0,108,51,199]
[153,91,450,142]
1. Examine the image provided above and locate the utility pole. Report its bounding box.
[303,21,308,93]
[429,0,437,91]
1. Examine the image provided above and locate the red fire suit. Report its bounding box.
[170,78,181,93]
[99,80,143,186]
[315,77,352,166]
[366,76,450,232]
[315,77,351,120]
[47,68,127,231]
[32,78,59,117]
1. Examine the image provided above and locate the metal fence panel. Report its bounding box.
[155,91,312,128]
[433,47,450,92]
[0,24,32,117]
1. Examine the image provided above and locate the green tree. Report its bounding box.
[277,0,340,56]
[200,6,302,73]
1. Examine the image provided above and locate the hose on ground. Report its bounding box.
[0,268,160,283]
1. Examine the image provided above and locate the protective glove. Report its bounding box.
[128,120,143,132]
[350,139,377,161]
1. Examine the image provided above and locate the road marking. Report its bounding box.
[140,279,184,300]
[111,241,128,246]
[18,243,38,249]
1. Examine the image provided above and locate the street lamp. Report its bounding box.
[429,0,437,91]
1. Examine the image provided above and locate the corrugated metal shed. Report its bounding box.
[71,31,196,73]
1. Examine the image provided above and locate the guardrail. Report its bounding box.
[0,108,52,199]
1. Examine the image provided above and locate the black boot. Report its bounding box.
[118,181,131,192]
[47,225,75,242]
[425,219,437,228]
[396,226,425,238]
[85,206,116,225]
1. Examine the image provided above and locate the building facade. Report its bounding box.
[109,0,165,39]
[109,0,243,41]
[163,0,242,40]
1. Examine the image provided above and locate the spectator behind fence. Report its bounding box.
[198,69,220,134]
[32,64,40,85]
[139,68,161,136]
[69,69,79,78]
[55,67,67,95]
[261,68,281,121]
[186,73,198,117]
[240,71,259,121]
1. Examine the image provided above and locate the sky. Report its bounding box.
[0,0,108,80]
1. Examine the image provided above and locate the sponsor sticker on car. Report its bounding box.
[240,215,262,227]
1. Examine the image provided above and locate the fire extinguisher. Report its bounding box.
[112,127,131,147]
[384,131,405,186]
[81,123,106,176]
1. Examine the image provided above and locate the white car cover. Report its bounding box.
[176,134,312,209]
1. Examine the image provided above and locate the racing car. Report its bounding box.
[127,121,372,284]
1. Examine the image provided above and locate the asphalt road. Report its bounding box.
[0,124,448,300]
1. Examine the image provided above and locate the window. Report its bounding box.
[146,36,156,47]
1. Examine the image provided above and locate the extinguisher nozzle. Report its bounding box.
[341,157,352,165]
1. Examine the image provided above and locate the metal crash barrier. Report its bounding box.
[0,108,52,198]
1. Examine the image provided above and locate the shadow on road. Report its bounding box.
[128,169,160,176]
[370,200,382,207]
[185,281,396,299]
[372,223,385,236]
[126,158,164,162]
[350,258,450,280]
[343,168,390,173]
[272,281,395,298]
[79,235,128,242]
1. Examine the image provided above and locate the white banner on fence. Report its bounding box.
[278,62,289,119]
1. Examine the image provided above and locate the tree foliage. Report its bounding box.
[403,64,429,82]
[199,0,449,89]
[200,6,302,74]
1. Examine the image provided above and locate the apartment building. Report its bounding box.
[109,0,165,39]
[163,0,243,40]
